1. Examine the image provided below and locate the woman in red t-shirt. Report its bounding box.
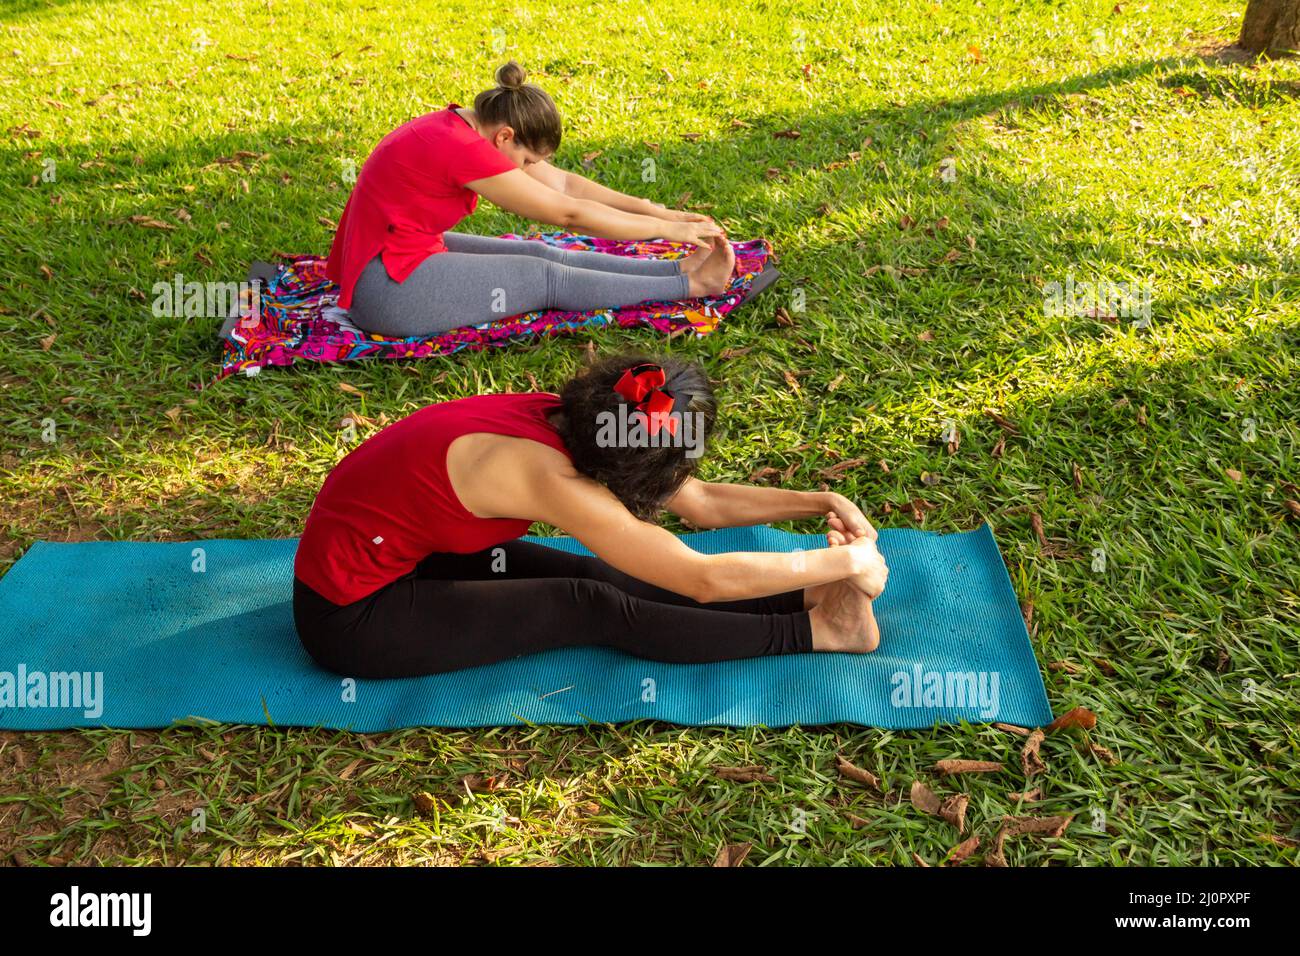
[326,61,737,338]
[292,353,891,677]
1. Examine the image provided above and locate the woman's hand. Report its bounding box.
[664,218,725,249]
[656,205,716,225]
[832,527,889,599]
[824,494,877,542]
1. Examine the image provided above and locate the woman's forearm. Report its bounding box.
[694,483,832,528]
[697,544,856,603]
[564,171,660,216]
[564,196,672,242]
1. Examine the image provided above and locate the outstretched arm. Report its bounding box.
[666,478,877,540]
[466,167,722,248]
[525,160,715,223]
[526,460,884,603]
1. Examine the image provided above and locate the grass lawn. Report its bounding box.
[0,0,1297,866]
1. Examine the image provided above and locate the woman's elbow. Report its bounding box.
[555,199,585,230]
[685,561,725,604]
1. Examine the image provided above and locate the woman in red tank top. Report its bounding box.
[326,60,739,339]
[293,353,891,677]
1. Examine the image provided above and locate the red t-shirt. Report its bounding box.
[294,393,573,605]
[326,104,518,309]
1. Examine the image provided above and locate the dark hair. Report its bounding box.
[555,353,716,520]
[473,61,562,155]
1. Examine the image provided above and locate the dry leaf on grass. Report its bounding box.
[946,835,980,864]
[940,793,969,833]
[910,780,942,815]
[1089,743,1119,765]
[1031,512,1049,548]
[994,722,1032,736]
[912,852,931,867]
[1021,730,1046,776]
[836,755,882,790]
[984,410,1019,433]
[985,814,1073,867]
[1007,788,1042,802]
[935,759,1003,775]
[713,843,751,866]
[412,791,438,815]
[1046,706,1097,731]
[715,766,776,783]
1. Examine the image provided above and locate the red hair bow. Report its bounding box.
[613,363,680,436]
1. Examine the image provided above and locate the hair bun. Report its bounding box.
[495,60,527,90]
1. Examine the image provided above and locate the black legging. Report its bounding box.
[293,539,814,677]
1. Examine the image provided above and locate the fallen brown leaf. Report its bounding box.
[836,755,882,790]
[994,722,1032,736]
[1021,730,1046,776]
[718,347,752,359]
[412,791,438,815]
[1046,706,1097,732]
[715,766,776,783]
[935,759,1003,775]
[1030,512,1049,548]
[910,780,942,815]
[713,842,751,866]
[1089,743,1119,765]
[984,410,1020,433]
[939,793,969,833]
[946,835,980,864]
[985,814,1072,867]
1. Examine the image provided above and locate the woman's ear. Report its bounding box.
[493,125,516,149]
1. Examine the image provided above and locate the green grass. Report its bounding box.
[1,0,1297,866]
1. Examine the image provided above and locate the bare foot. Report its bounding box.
[809,580,881,653]
[686,236,735,298]
[678,240,716,275]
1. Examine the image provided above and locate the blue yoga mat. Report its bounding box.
[0,525,1051,731]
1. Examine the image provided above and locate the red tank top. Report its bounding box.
[294,392,571,605]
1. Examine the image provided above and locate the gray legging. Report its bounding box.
[349,231,691,337]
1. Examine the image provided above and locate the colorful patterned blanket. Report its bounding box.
[216,232,772,381]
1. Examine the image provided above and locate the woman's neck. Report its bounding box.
[454,106,480,133]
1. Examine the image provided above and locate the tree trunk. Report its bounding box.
[1239,0,1300,53]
